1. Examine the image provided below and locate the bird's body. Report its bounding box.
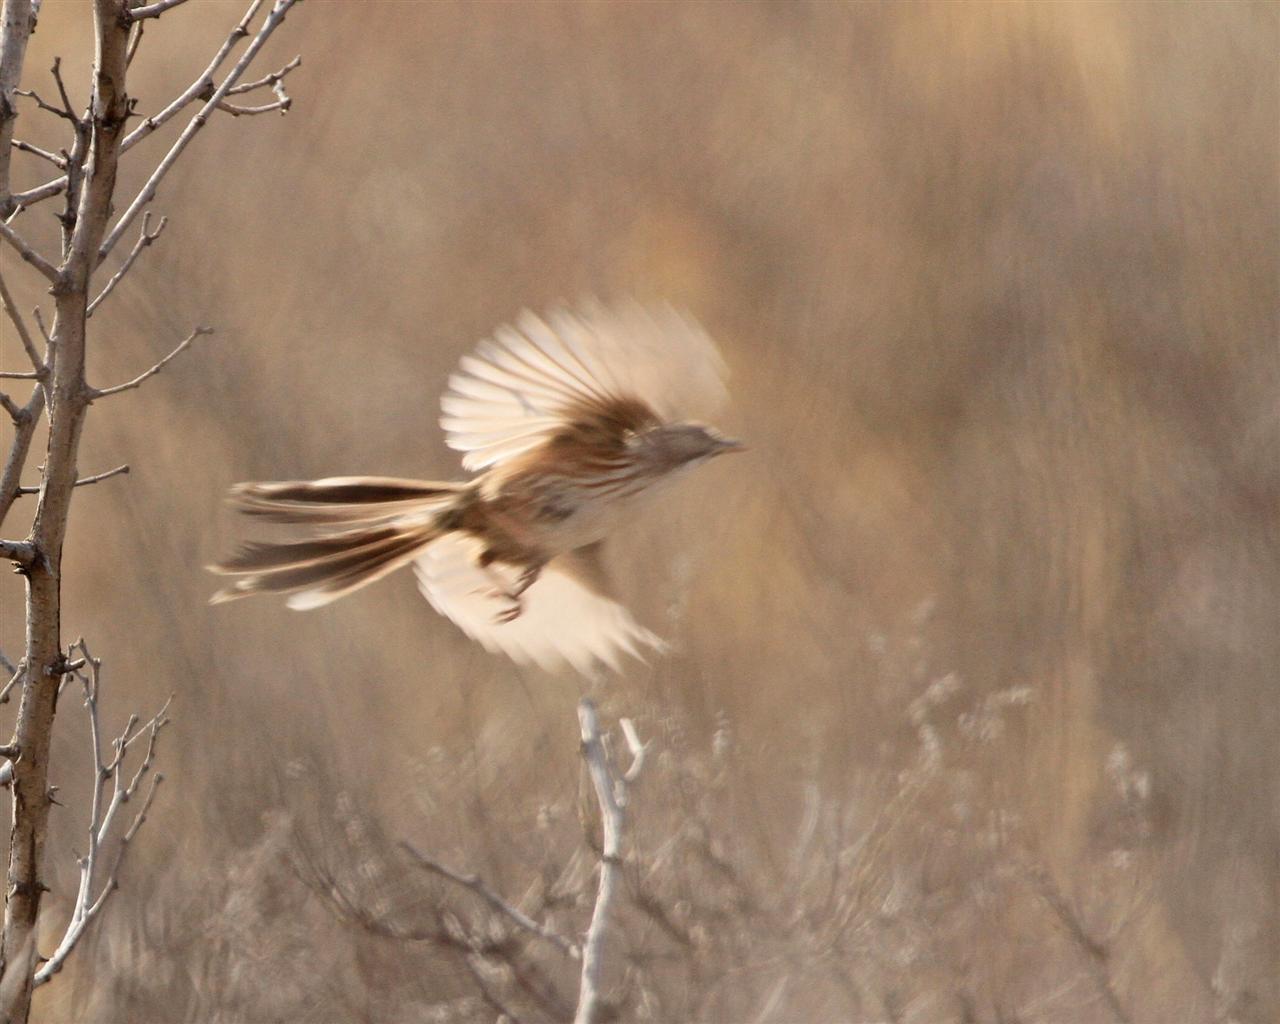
[210,301,738,674]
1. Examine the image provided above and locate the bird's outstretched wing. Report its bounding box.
[413,533,665,674]
[440,301,729,471]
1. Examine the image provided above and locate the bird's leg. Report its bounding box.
[477,549,546,624]
[479,565,523,623]
[511,560,545,598]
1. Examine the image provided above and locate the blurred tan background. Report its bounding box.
[1,2,1277,1021]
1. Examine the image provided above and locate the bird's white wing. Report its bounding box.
[413,533,665,675]
[440,300,729,471]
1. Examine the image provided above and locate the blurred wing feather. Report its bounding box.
[441,301,729,471]
[413,534,665,674]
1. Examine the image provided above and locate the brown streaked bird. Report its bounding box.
[209,301,741,675]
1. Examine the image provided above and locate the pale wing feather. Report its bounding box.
[441,301,729,471]
[413,534,665,675]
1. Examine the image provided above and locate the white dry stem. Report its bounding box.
[33,641,170,986]
[574,700,646,1024]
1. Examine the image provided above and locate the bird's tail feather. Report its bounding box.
[210,476,465,608]
[226,476,466,525]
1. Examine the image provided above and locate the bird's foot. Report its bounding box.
[512,564,543,598]
[493,596,523,624]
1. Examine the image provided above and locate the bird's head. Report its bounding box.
[639,422,745,469]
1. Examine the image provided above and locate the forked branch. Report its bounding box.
[401,842,580,960]
[87,326,212,398]
[33,641,170,987]
[87,212,167,317]
[574,700,647,1024]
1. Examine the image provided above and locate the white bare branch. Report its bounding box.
[225,54,300,96]
[9,139,65,169]
[129,0,194,19]
[0,0,40,216]
[86,212,166,317]
[215,79,291,117]
[99,0,300,260]
[574,700,646,1024]
[87,326,212,398]
[0,217,56,280]
[6,1,300,221]
[32,641,170,987]
[15,464,128,496]
[0,266,42,372]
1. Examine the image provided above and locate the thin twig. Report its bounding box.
[87,326,212,398]
[16,464,128,496]
[125,18,144,67]
[48,57,78,122]
[225,54,301,95]
[401,842,580,960]
[215,89,290,117]
[9,140,65,170]
[33,642,170,987]
[7,0,276,218]
[99,0,300,260]
[460,952,529,1024]
[11,88,74,123]
[1028,864,1132,1024]
[129,0,195,19]
[31,306,50,345]
[87,212,166,317]
[0,266,42,371]
[0,217,57,280]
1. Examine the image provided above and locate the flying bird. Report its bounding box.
[209,301,741,674]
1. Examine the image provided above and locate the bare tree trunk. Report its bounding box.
[0,0,37,217]
[0,1,302,1017]
[0,7,131,1018]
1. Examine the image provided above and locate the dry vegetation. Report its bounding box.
[0,3,1276,1022]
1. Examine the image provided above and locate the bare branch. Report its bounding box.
[0,267,42,372]
[48,57,79,123]
[31,305,49,344]
[460,951,529,1024]
[0,371,40,380]
[225,54,301,96]
[0,0,40,216]
[87,212,166,317]
[125,17,144,67]
[0,661,21,706]
[118,0,265,156]
[15,464,128,496]
[9,139,65,169]
[33,642,170,987]
[129,0,194,19]
[215,82,291,118]
[1028,864,1132,1024]
[401,842,580,960]
[11,87,75,124]
[0,539,35,567]
[5,177,62,215]
[0,391,22,418]
[6,0,272,218]
[0,217,57,280]
[575,700,646,1024]
[0,383,43,527]
[100,0,300,260]
[87,326,212,398]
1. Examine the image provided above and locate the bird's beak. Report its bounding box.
[716,437,746,455]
